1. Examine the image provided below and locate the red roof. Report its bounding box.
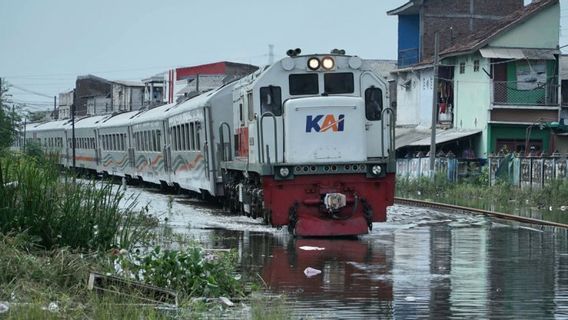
[175,62,227,80]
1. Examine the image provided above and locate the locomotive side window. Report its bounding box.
[289,74,318,95]
[365,87,383,121]
[260,86,282,116]
[324,73,354,94]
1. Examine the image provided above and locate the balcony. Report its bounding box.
[493,81,559,106]
[398,48,419,68]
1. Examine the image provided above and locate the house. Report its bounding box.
[389,0,561,158]
[439,0,561,156]
[57,89,74,120]
[388,0,523,68]
[140,61,258,108]
[75,75,112,117]
[110,80,145,112]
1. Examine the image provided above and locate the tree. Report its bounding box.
[0,80,19,151]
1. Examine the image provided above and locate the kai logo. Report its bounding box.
[305,114,345,133]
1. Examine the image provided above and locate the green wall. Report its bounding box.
[488,124,550,154]
[505,60,557,105]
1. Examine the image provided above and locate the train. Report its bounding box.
[16,49,396,237]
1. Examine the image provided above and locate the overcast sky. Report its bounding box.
[0,0,564,111]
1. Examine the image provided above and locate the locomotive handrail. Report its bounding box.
[218,122,232,162]
[381,107,395,159]
[259,112,278,164]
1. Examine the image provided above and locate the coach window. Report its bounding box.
[289,74,318,95]
[260,86,282,116]
[196,122,201,151]
[365,87,383,121]
[152,130,157,152]
[176,126,182,151]
[190,122,195,150]
[324,73,354,94]
[156,130,161,151]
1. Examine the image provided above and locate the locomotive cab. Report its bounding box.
[222,50,395,237]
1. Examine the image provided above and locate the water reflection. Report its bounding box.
[121,185,568,319]
[203,208,568,319]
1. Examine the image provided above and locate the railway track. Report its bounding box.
[394,197,568,229]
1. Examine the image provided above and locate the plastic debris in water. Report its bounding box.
[304,267,322,277]
[404,296,416,302]
[299,246,325,251]
[0,302,9,314]
[561,206,567,211]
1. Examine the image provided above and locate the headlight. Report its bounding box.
[322,56,335,70]
[371,165,382,176]
[307,57,320,71]
[279,167,290,177]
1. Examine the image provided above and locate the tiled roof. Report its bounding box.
[440,0,558,58]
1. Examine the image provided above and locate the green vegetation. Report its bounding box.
[396,169,568,224]
[0,153,276,319]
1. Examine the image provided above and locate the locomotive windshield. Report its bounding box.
[324,72,354,94]
[289,74,318,95]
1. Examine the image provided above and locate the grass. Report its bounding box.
[396,170,568,224]
[0,152,283,318]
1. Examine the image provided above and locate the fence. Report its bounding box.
[396,157,482,182]
[493,81,559,106]
[488,155,568,189]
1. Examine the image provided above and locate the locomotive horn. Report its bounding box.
[286,49,295,57]
[294,48,302,55]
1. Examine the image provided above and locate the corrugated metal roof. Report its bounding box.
[480,48,557,60]
[407,129,482,146]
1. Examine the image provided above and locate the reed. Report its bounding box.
[0,154,156,251]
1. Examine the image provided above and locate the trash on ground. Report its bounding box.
[0,302,9,314]
[219,296,234,307]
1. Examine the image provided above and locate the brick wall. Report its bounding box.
[420,0,524,61]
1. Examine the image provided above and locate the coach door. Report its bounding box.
[94,129,101,166]
[361,72,387,159]
[162,120,171,173]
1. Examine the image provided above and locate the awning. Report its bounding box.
[480,48,557,60]
[407,129,482,147]
[396,127,482,149]
[395,127,431,149]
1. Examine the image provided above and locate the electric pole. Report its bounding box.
[430,32,439,179]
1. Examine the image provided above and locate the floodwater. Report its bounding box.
[122,184,568,319]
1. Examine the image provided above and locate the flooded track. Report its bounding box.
[121,184,568,319]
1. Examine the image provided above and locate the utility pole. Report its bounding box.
[53,95,57,116]
[71,91,76,168]
[430,32,440,179]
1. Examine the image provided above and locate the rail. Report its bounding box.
[258,112,279,164]
[381,107,395,160]
[395,197,568,229]
[218,122,232,162]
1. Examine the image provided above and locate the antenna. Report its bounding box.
[268,44,274,65]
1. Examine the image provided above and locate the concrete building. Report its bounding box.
[57,89,74,120]
[389,0,560,158]
[111,80,144,112]
[75,75,112,117]
[388,0,523,68]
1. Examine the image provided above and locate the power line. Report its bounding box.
[10,84,53,99]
